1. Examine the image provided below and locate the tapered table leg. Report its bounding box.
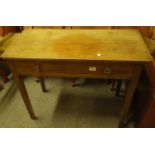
[119,65,142,127]
[8,62,37,120]
[40,77,47,92]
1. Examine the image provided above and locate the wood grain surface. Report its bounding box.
[1,29,152,62]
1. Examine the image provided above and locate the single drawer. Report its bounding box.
[14,61,134,78]
[41,61,134,78]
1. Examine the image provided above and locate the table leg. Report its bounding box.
[8,62,37,120]
[119,65,142,127]
[40,77,47,92]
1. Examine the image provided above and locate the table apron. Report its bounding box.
[9,60,139,79]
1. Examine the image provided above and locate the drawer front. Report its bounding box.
[42,61,134,75]
[14,61,134,78]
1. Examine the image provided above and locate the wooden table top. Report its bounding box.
[1,29,152,62]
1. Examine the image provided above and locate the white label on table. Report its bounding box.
[89,66,96,72]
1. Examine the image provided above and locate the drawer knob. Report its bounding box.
[34,65,41,72]
[104,67,112,74]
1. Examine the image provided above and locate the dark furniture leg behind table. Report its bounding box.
[0,63,9,83]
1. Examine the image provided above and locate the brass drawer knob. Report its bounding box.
[34,65,41,72]
[104,67,112,74]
